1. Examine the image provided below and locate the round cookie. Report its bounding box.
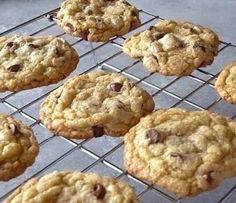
[4,171,139,203]
[0,114,39,181]
[124,108,236,197]
[40,71,154,139]
[215,61,236,104]
[123,20,219,76]
[0,35,79,92]
[57,0,141,42]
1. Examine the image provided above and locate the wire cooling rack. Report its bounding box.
[0,7,236,203]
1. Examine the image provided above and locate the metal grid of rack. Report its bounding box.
[0,7,236,203]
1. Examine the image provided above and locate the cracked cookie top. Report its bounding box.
[4,171,139,203]
[40,71,154,139]
[57,0,141,42]
[0,114,39,181]
[123,20,219,76]
[0,35,79,92]
[124,108,236,197]
[215,61,236,104]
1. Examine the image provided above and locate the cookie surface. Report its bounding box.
[57,0,141,42]
[5,171,139,203]
[124,108,236,197]
[0,114,39,181]
[215,61,236,104]
[40,71,154,139]
[123,20,219,76]
[0,35,79,92]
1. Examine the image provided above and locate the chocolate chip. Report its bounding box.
[205,171,214,183]
[152,55,159,63]
[55,47,61,56]
[8,124,20,135]
[66,23,75,32]
[92,126,104,137]
[80,29,89,40]
[148,26,155,31]
[87,10,93,15]
[93,184,106,200]
[170,152,184,160]
[146,129,162,144]
[152,32,166,40]
[8,64,22,72]
[6,42,14,47]
[28,44,40,49]
[108,83,123,92]
[131,9,138,16]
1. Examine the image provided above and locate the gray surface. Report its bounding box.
[0,1,236,203]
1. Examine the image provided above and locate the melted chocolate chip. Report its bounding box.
[87,10,93,15]
[152,32,166,40]
[55,47,62,56]
[29,44,40,49]
[8,64,22,72]
[108,83,123,92]
[170,152,184,160]
[92,126,104,137]
[146,129,162,144]
[152,55,159,63]
[8,124,20,135]
[6,42,14,47]
[205,171,214,183]
[66,23,75,32]
[80,29,89,41]
[93,184,106,199]
[148,26,155,31]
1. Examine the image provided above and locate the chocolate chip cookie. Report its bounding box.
[0,114,39,181]
[215,61,236,104]
[124,108,236,197]
[0,35,79,92]
[57,0,141,42]
[40,71,154,139]
[123,20,219,76]
[4,171,139,203]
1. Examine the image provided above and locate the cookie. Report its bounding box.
[4,171,139,203]
[0,35,79,92]
[57,0,141,42]
[0,114,39,181]
[124,108,236,197]
[40,71,154,139]
[123,20,219,76]
[215,61,236,104]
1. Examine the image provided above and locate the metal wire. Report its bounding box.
[0,7,236,203]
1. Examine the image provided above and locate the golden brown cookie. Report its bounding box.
[40,71,154,139]
[215,61,236,104]
[0,114,39,181]
[0,35,79,92]
[123,20,219,76]
[57,0,141,42]
[124,108,236,197]
[4,171,139,203]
